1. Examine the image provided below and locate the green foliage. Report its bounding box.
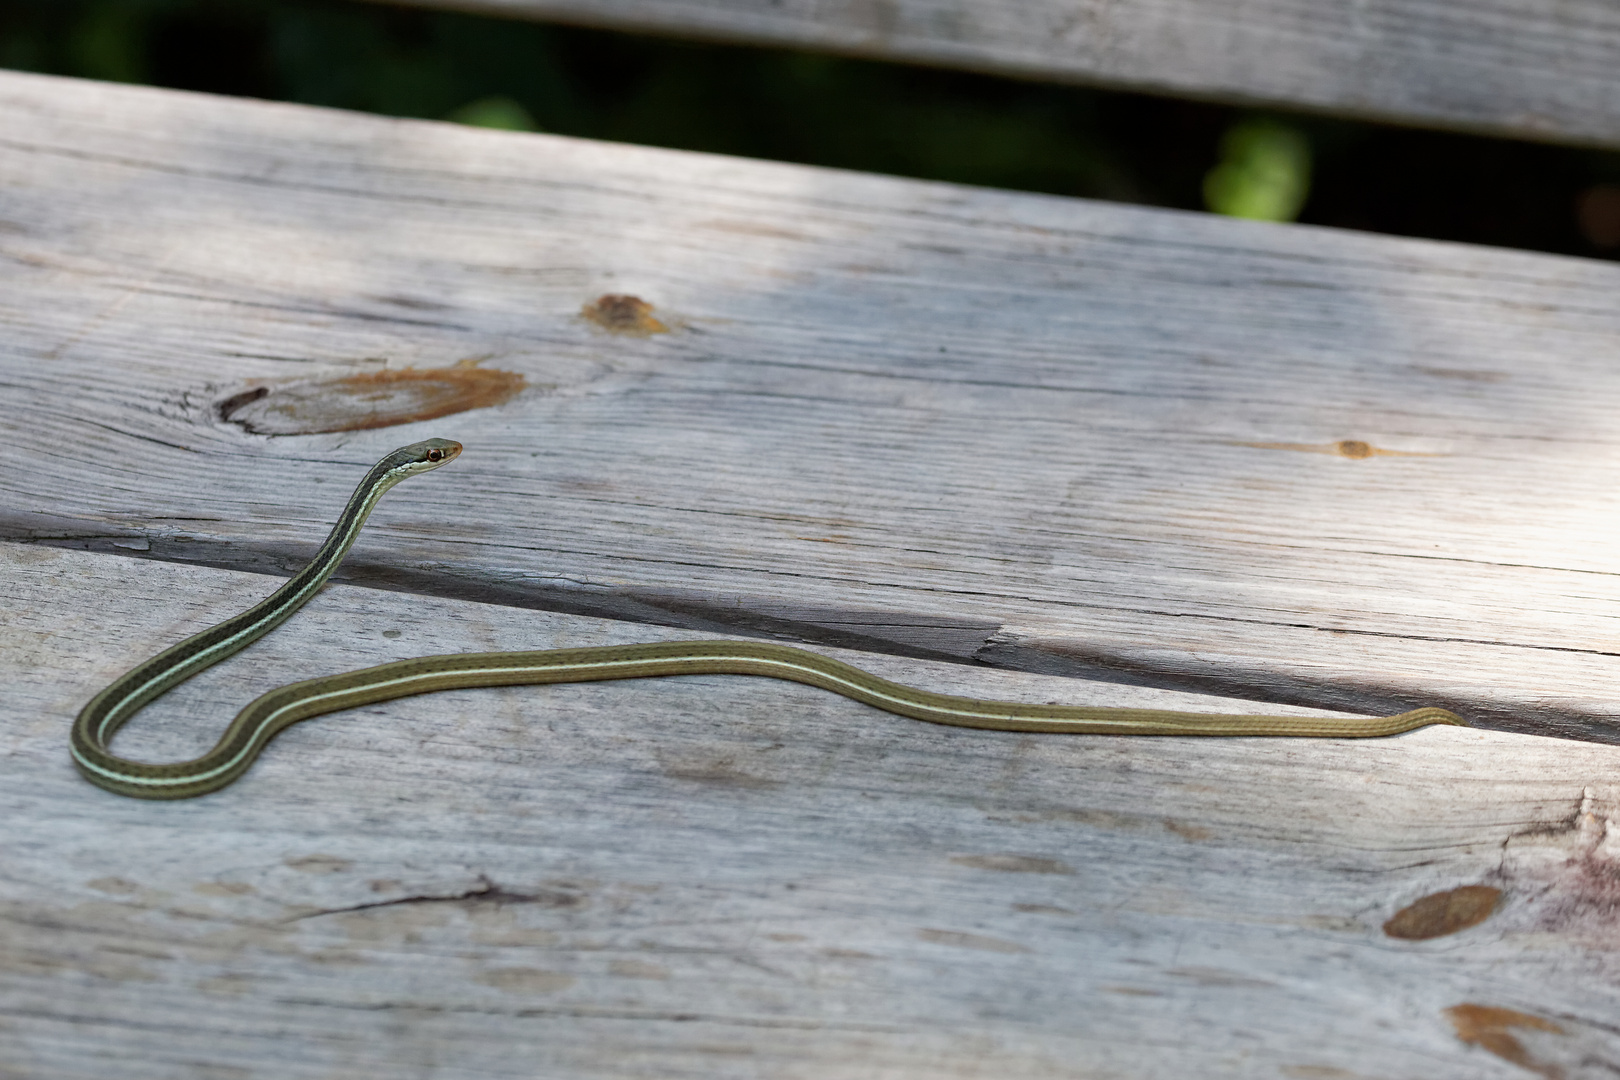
[446,94,537,131]
[1203,118,1312,221]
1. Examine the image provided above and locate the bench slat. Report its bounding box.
[391,0,1620,147]
[7,542,1617,1077]
[5,70,1620,740]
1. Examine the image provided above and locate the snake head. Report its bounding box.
[392,438,463,475]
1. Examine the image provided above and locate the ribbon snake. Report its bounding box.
[71,439,1467,799]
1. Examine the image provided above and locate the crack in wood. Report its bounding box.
[287,876,583,922]
[12,522,1620,743]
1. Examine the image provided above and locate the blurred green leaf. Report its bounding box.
[446,94,536,131]
[1204,118,1311,222]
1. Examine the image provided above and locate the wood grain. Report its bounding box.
[7,541,1620,1078]
[7,70,1620,741]
[383,0,1620,148]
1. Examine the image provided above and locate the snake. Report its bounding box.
[71,438,1468,799]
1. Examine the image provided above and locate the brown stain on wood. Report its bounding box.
[193,881,255,897]
[1237,439,1444,459]
[581,294,669,336]
[285,855,354,875]
[1012,903,1075,915]
[1334,439,1375,459]
[1383,885,1501,940]
[951,854,1075,875]
[1163,819,1214,842]
[219,360,525,435]
[660,753,779,790]
[916,928,1030,954]
[476,967,576,994]
[1444,1004,1565,1078]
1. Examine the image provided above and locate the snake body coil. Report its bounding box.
[71,439,1467,799]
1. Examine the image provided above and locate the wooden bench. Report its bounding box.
[5,1,1620,1073]
[395,0,1620,146]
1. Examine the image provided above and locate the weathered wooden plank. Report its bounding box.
[6,70,1620,740]
[6,540,1620,1078]
[384,0,1620,148]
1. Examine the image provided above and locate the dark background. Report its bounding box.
[5,0,1620,260]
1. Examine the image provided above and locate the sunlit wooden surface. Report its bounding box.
[8,72,1620,738]
[6,69,1620,1077]
[10,543,1620,1079]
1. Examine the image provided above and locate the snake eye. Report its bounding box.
[427,449,443,462]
